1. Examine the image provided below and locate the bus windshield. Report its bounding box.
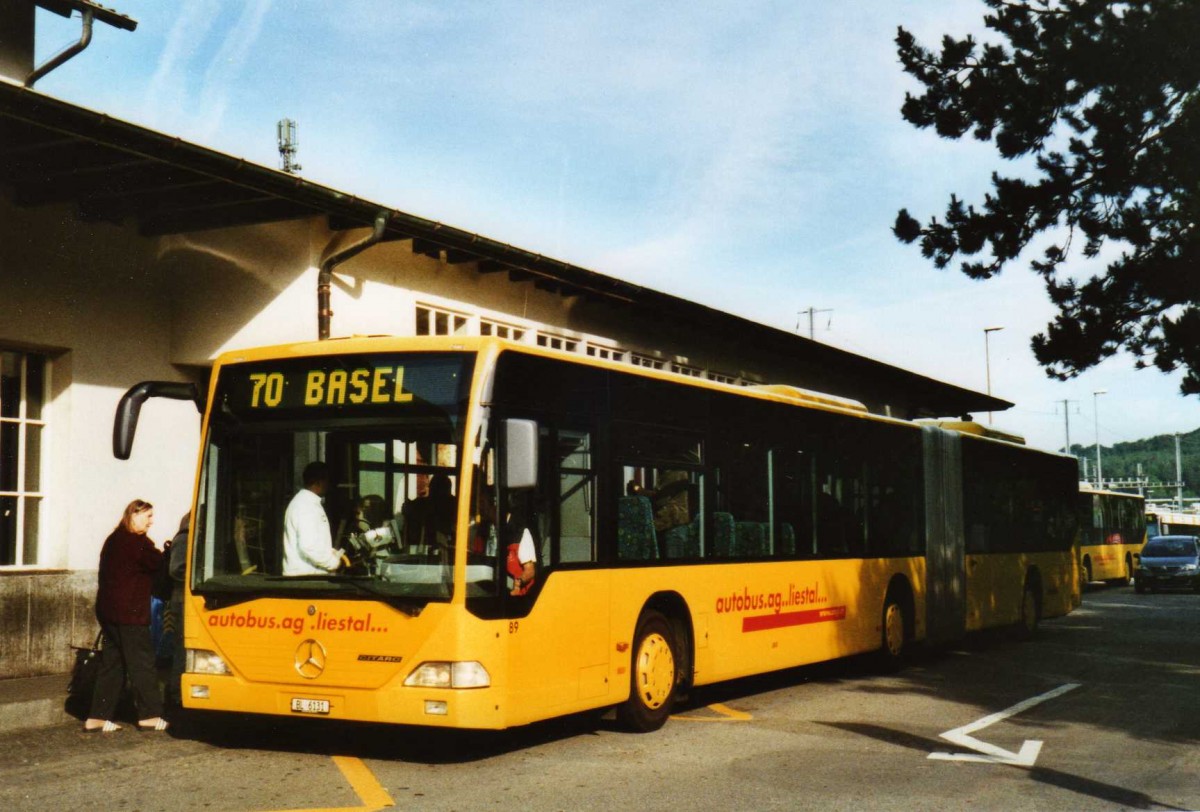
[191,352,475,605]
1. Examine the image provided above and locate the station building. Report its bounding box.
[0,0,1008,678]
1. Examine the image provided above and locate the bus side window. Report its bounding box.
[772,448,815,557]
[552,427,596,565]
[713,440,769,558]
[614,423,704,562]
[815,456,866,558]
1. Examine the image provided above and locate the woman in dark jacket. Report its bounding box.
[84,499,168,732]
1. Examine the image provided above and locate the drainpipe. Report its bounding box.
[318,211,389,340]
[26,8,93,87]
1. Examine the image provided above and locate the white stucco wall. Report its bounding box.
[0,201,200,572]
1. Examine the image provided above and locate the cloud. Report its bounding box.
[141,2,221,124]
[194,1,272,140]
[139,1,272,141]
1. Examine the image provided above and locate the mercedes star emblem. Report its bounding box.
[294,639,327,679]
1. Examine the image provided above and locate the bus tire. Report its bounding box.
[876,593,906,672]
[1081,558,1092,590]
[1018,576,1041,639]
[617,610,678,733]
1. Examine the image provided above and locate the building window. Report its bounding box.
[1,350,46,567]
[586,344,624,362]
[481,319,526,341]
[629,353,665,370]
[536,333,578,353]
[416,305,469,336]
[672,362,702,378]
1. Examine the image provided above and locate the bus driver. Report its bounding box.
[282,461,346,575]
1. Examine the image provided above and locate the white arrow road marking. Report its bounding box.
[928,683,1081,766]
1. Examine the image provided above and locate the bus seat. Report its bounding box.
[663,515,700,559]
[618,495,658,561]
[713,512,735,557]
[735,521,767,557]
[778,522,796,556]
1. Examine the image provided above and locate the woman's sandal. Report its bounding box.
[84,720,122,733]
[137,717,169,731]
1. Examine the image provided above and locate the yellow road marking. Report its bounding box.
[256,756,394,812]
[333,756,394,810]
[672,702,752,722]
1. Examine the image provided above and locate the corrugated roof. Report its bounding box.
[0,79,1012,419]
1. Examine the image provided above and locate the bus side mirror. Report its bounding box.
[503,419,538,489]
[114,381,203,460]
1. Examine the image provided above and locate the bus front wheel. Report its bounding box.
[617,611,678,732]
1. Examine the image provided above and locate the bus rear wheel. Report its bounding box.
[875,595,906,672]
[617,611,678,732]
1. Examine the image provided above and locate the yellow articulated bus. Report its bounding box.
[114,337,1080,732]
[1077,488,1146,586]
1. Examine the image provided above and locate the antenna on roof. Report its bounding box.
[796,306,833,340]
[277,118,302,174]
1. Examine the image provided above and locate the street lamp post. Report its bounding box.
[983,326,1004,424]
[1093,389,1107,487]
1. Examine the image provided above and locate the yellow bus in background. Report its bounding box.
[115,337,1080,732]
[1145,506,1200,539]
[1077,488,1146,586]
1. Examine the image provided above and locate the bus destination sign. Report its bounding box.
[248,366,414,409]
[217,353,472,418]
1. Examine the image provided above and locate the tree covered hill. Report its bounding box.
[1069,427,1200,497]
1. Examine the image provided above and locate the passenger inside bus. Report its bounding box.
[402,473,456,554]
[357,494,388,530]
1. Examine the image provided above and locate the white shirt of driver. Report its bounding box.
[282,488,343,575]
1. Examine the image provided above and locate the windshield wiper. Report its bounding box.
[261,573,431,615]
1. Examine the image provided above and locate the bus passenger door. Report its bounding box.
[502,426,613,721]
[923,427,966,644]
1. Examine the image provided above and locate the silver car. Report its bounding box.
[1134,535,1200,593]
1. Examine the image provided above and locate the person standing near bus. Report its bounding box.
[282,461,345,575]
[165,511,190,709]
[84,499,169,733]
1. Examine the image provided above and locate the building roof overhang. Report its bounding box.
[0,79,1012,419]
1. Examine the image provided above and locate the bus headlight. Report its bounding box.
[404,661,490,689]
[186,648,232,675]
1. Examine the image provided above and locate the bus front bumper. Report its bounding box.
[181,674,508,729]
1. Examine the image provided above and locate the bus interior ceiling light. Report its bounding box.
[318,211,389,340]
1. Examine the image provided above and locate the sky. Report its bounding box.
[29,0,1200,457]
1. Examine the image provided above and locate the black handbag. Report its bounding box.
[64,631,103,719]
